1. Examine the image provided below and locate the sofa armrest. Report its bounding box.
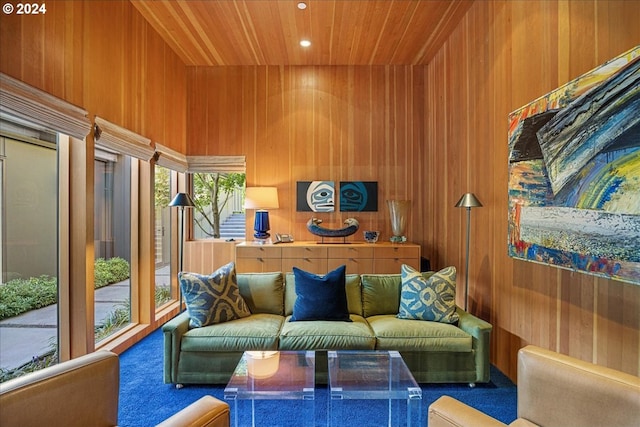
[428,396,506,427]
[156,396,230,427]
[456,308,492,383]
[163,311,191,384]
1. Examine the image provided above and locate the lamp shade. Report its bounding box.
[246,351,280,379]
[169,192,195,208]
[244,187,279,210]
[455,193,483,208]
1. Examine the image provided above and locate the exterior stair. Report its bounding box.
[219,212,246,239]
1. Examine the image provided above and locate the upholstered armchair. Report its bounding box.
[428,345,640,427]
[0,350,229,427]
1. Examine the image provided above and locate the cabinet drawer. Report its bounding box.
[282,246,328,259]
[374,245,420,259]
[328,258,374,275]
[236,246,282,259]
[373,258,418,274]
[328,245,374,259]
[236,257,282,273]
[282,258,328,274]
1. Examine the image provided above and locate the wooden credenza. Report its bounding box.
[235,241,421,274]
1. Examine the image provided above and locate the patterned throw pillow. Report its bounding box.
[179,262,251,328]
[397,264,459,324]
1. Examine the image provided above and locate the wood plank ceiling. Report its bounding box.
[131,0,474,66]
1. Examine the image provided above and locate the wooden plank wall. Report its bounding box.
[183,240,237,274]
[424,0,640,380]
[0,0,186,152]
[187,65,427,244]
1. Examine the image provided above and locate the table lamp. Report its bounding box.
[244,187,279,242]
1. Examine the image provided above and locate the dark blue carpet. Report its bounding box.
[118,329,517,426]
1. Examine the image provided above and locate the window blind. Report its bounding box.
[186,155,246,173]
[94,116,154,161]
[0,73,91,140]
[154,142,188,172]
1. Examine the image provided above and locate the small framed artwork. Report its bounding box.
[296,181,335,212]
[339,181,378,212]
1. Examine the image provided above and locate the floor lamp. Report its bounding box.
[169,192,195,311]
[455,193,483,312]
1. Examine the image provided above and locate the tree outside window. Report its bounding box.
[192,172,245,239]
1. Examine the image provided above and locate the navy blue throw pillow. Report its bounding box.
[290,265,352,322]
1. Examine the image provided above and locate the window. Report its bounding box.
[0,119,59,377]
[185,155,246,240]
[94,146,132,343]
[93,116,160,327]
[191,172,246,240]
[0,76,168,381]
[154,165,173,308]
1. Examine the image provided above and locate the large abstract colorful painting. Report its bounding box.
[508,46,640,285]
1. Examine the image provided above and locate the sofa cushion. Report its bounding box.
[285,273,362,316]
[180,313,283,351]
[289,265,351,322]
[179,262,251,328]
[284,273,296,315]
[237,272,284,315]
[367,315,472,352]
[361,274,402,317]
[398,265,459,324]
[279,315,376,350]
[344,275,363,316]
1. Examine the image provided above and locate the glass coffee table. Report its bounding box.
[224,350,315,427]
[328,350,423,427]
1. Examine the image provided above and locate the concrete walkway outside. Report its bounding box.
[0,266,170,372]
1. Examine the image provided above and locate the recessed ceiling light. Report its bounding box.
[300,39,311,47]
[297,2,307,10]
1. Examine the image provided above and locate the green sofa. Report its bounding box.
[163,271,492,387]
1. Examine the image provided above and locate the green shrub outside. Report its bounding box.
[155,285,171,306]
[0,276,57,320]
[0,257,130,320]
[94,257,130,288]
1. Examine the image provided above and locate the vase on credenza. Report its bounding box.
[387,200,410,243]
